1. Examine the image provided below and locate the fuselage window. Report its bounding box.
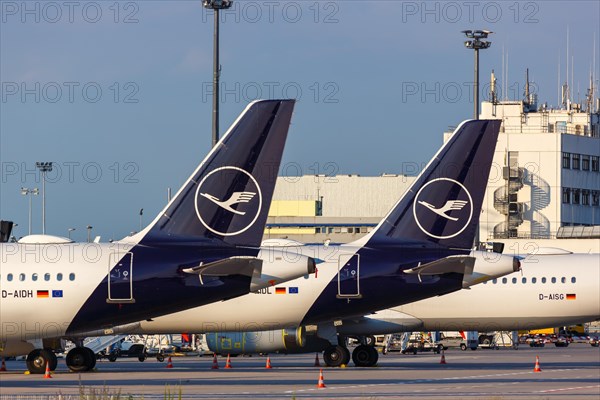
[551,277,556,283]
[7,273,13,281]
[502,277,508,284]
[512,277,517,284]
[56,273,63,281]
[69,273,75,281]
[522,277,527,284]
[492,278,497,284]
[571,277,576,283]
[532,277,537,284]
[541,277,547,283]
[19,273,25,281]
[561,277,566,283]
[32,273,38,281]
[44,273,50,281]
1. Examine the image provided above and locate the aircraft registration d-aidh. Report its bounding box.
[134,119,521,362]
[0,99,318,373]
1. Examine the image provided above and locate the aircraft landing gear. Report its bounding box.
[323,345,350,367]
[26,349,58,374]
[66,347,97,372]
[352,344,379,367]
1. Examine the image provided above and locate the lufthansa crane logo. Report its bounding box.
[195,166,263,237]
[413,178,473,239]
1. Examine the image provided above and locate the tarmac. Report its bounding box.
[0,343,598,399]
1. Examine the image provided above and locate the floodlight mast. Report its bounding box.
[462,30,492,120]
[35,162,53,234]
[203,0,233,148]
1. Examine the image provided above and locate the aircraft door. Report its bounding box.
[337,253,361,298]
[107,252,135,303]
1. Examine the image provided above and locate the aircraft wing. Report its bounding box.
[403,255,475,276]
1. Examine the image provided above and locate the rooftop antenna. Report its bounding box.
[490,69,497,104]
[524,68,530,102]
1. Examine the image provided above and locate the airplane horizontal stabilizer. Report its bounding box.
[403,255,475,276]
[183,257,262,279]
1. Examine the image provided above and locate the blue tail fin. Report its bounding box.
[141,99,295,247]
[365,119,501,249]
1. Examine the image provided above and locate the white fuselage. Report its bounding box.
[0,241,133,342]
[372,253,600,332]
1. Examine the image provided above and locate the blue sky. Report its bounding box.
[1,0,599,241]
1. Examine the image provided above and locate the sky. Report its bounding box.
[1,0,599,241]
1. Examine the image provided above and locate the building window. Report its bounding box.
[582,155,590,171]
[562,188,570,204]
[582,190,590,206]
[593,191,600,206]
[572,153,580,169]
[562,152,571,169]
[592,156,600,172]
[572,189,580,205]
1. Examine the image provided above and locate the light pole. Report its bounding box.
[203,0,233,148]
[20,187,39,236]
[462,30,492,120]
[36,162,53,234]
[86,225,93,243]
[68,227,76,240]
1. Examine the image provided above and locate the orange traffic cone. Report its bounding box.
[439,350,447,365]
[224,354,233,369]
[265,356,272,369]
[211,353,219,370]
[166,356,173,368]
[533,355,542,372]
[0,358,7,372]
[313,353,321,367]
[316,369,326,388]
[43,361,52,379]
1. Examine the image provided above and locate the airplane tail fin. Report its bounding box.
[139,99,295,247]
[363,119,501,249]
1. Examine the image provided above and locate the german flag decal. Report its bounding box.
[275,287,286,294]
[37,290,49,298]
[566,293,576,300]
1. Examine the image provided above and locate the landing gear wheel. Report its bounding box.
[26,349,57,374]
[352,345,379,367]
[84,347,96,370]
[66,347,93,372]
[323,345,350,367]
